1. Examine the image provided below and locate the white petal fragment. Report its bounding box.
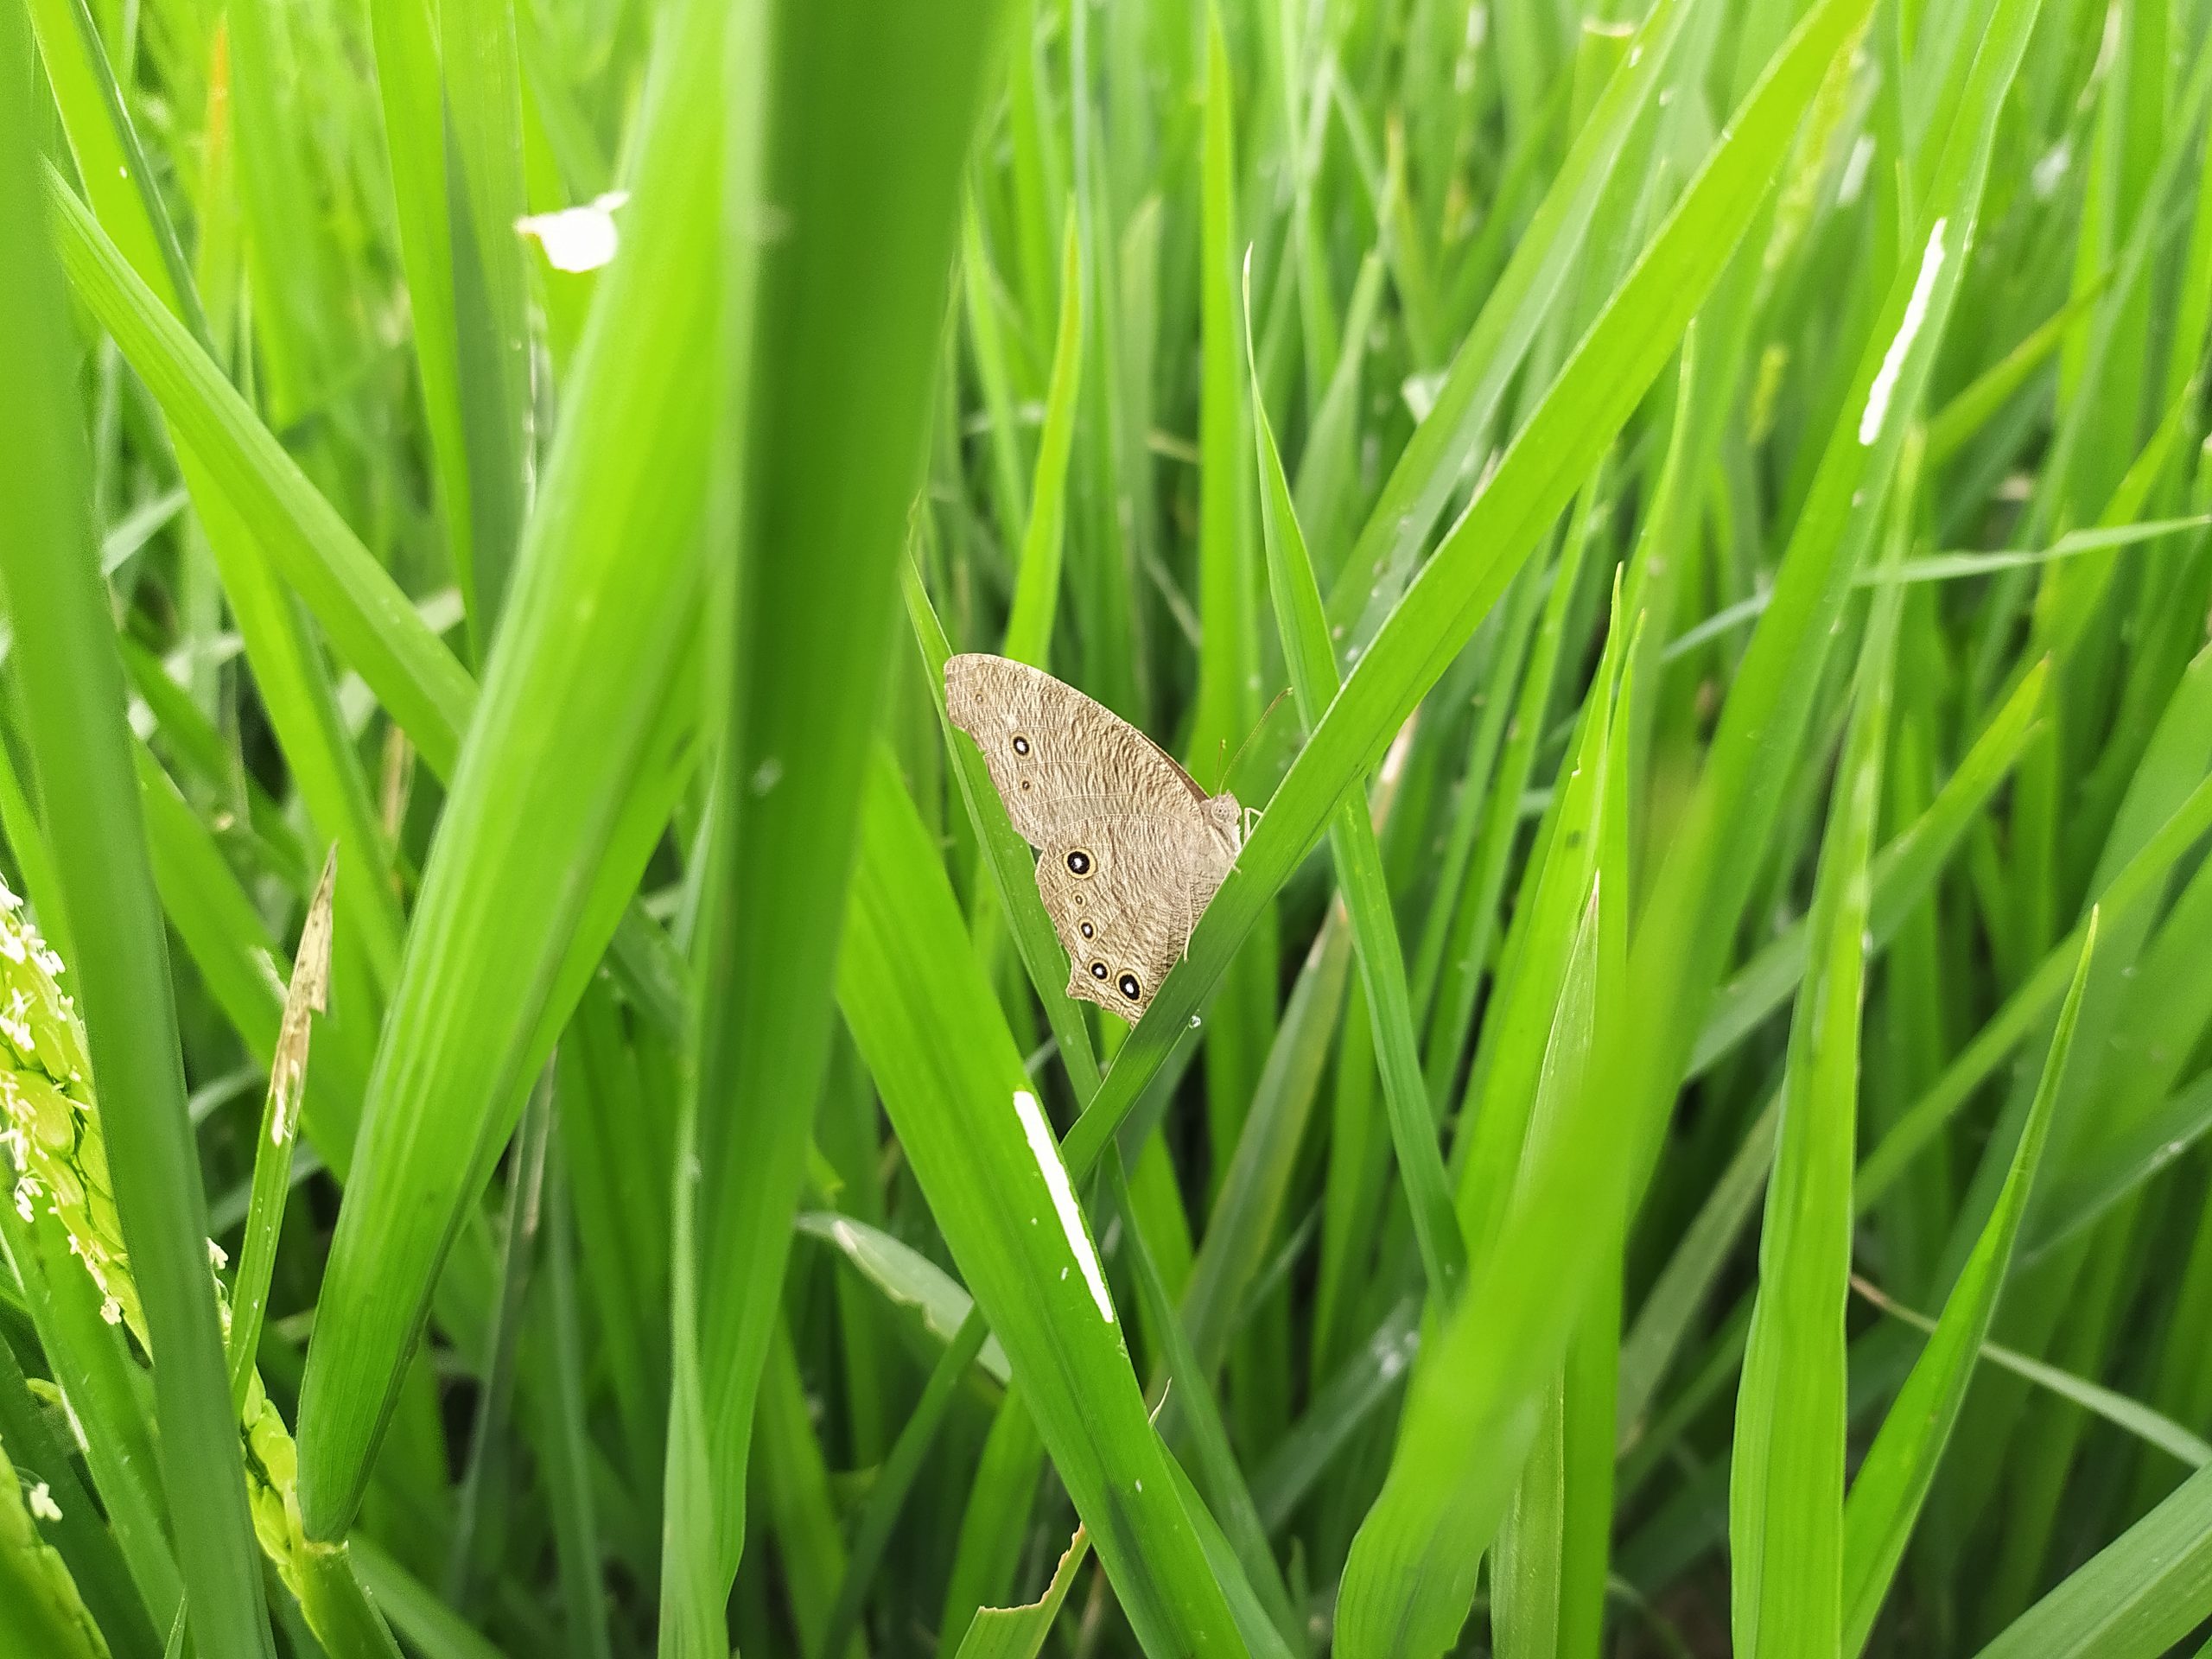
[516,191,632,274]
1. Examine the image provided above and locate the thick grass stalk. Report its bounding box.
[667,0,1013,1644]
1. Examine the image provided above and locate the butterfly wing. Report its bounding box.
[1036,820,1230,1018]
[947,653,1241,1020]
[946,654,1211,847]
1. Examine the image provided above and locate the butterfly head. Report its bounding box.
[1203,791,1244,852]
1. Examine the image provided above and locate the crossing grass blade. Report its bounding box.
[839,752,1251,1656]
[1249,264,1465,1302]
[1839,889,2100,1654]
[295,0,729,1535]
[1001,217,1085,666]
[798,1211,1014,1384]
[1971,1461,2212,1659]
[1333,586,1631,1657]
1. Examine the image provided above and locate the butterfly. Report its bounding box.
[946,654,1243,1020]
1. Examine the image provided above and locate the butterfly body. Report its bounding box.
[946,653,1241,1020]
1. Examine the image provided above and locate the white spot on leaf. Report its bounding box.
[1013,1090,1115,1323]
[1859,218,1948,446]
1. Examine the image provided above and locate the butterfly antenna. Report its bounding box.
[1217,687,1294,792]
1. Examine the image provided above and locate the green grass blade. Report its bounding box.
[669,0,1014,1642]
[1326,0,1698,647]
[1858,772,2212,1215]
[798,1211,1013,1383]
[47,178,477,774]
[350,1538,512,1659]
[1692,659,2048,1076]
[1617,1096,1778,1447]
[1840,908,2095,1651]
[1971,1461,2212,1659]
[1853,1278,2212,1468]
[0,1438,110,1659]
[2023,1072,2212,1263]
[224,849,334,1414]
[950,1527,1090,1659]
[296,0,730,1536]
[436,0,535,648]
[0,41,273,1652]
[0,1333,160,1659]
[1731,554,1903,1659]
[1249,267,1465,1301]
[839,751,1248,1655]
[1001,216,1085,665]
[366,0,473,619]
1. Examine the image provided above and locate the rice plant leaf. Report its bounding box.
[1840,917,2101,1655]
[667,0,1015,1641]
[0,1333,160,1659]
[26,0,407,998]
[1452,586,1625,1268]
[1250,1296,1423,1532]
[1326,0,1700,647]
[839,750,1248,1656]
[365,0,473,626]
[1731,546,1904,1659]
[1923,278,2109,464]
[435,0,535,649]
[2023,1072,2212,1263]
[797,1211,1012,1384]
[1248,264,1465,1300]
[225,848,336,1414]
[1332,601,1629,1657]
[1858,766,2212,1207]
[950,1527,1090,1659]
[1001,215,1084,666]
[1616,1096,1778,1446]
[296,0,729,1535]
[1853,1278,2212,1469]
[0,48,274,1653]
[1878,518,2209,581]
[46,178,477,776]
[0,1438,111,1659]
[349,1539,512,1659]
[1178,911,1354,1374]
[1971,1462,2212,1658]
[1692,659,2048,1077]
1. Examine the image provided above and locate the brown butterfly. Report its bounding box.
[946,654,1242,1020]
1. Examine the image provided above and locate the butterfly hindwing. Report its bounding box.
[1037,829,1191,1018]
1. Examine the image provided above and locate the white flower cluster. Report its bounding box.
[0,883,136,1338]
